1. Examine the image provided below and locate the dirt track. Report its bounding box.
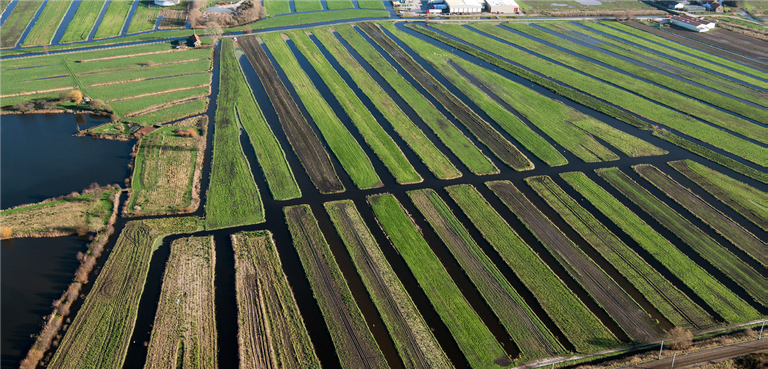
[238,36,344,194]
[356,22,533,172]
[619,339,768,368]
[488,181,666,342]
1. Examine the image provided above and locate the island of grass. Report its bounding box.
[232,230,321,368]
[0,185,120,239]
[125,117,208,216]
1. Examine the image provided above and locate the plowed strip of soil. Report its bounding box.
[357,22,533,172]
[107,84,209,102]
[125,96,206,117]
[232,231,321,369]
[239,36,344,194]
[284,205,387,369]
[488,180,665,342]
[635,165,767,267]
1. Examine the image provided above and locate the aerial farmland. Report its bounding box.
[1,0,766,368]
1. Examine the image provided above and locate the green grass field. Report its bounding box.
[289,30,421,185]
[561,171,760,323]
[358,0,385,9]
[79,59,212,86]
[445,184,615,353]
[93,0,134,39]
[263,32,382,190]
[264,0,292,14]
[479,24,768,144]
[112,87,208,116]
[327,0,355,9]
[60,0,106,43]
[324,200,454,368]
[284,204,388,369]
[0,0,43,48]
[668,160,767,232]
[408,188,565,361]
[596,167,767,307]
[225,40,300,200]
[205,69,264,229]
[294,0,324,12]
[21,0,72,46]
[312,27,461,180]
[48,217,201,369]
[526,175,715,330]
[86,72,210,101]
[369,193,512,369]
[130,98,208,125]
[126,0,160,34]
[335,24,499,176]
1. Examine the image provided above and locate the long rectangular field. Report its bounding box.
[93,0,134,39]
[126,0,160,34]
[0,0,43,48]
[21,0,72,46]
[59,0,106,43]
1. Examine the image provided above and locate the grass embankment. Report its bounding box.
[668,160,767,232]
[114,87,209,116]
[445,184,618,352]
[0,186,118,239]
[531,23,768,120]
[474,24,768,145]
[312,27,460,180]
[126,0,161,34]
[224,40,300,200]
[560,171,760,324]
[232,231,321,368]
[327,0,355,9]
[77,59,212,86]
[335,24,498,176]
[289,30,422,184]
[634,165,767,267]
[408,189,564,361]
[597,22,767,82]
[126,123,206,215]
[264,0,292,15]
[284,205,388,369]
[87,73,210,102]
[60,0,106,43]
[426,24,767,167]
[48,217,202,369]
[0,0,43,48]
[546,23,768,108]
[379,23,567,167]
[131,99,208,125]
[263,32,382,190]
[324,200,453,368]
[294,0,324,12]
[21,0,72,47]
[205,58,264,230]
[144,236,217,368]
[526,175,714,330]
[361,22,532,172]
[596,167,767,307]
[488,180,665,342]
[368,193,512,369]
[93,0,134,39]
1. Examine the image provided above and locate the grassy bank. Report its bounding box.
[224,40,301,200]
[232,231,321,368]
[130,98,208,125]
[368,193,512,369]
[335,24,499,176]
[93,0,134,40]
[289,30,422,185]
[445,184,618,352]
[294,0,324,12]
[312,27,461,180]
[60,0,106,44]
[324,200,453,368]
[126,0,161,34]
[408,188,565,361]
[264,0,291,15]
[284,204,388,369]
[144,236,217,368]
[21,0,72,47]
[263,32,383,190]
[526,175,714,330]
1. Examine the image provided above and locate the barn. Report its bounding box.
[486,0,520,13]
[445,0,483,13]
[670,15,716,32]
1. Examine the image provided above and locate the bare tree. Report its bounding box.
[668,327,693,350]
[206,21,223,42]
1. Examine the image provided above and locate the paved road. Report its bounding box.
[619,339,768,368]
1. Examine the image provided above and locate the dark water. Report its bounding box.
[0,236,88,368]
[0,113,133,210]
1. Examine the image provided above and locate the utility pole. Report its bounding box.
[760,321,765,339]
[659,340,664,359]
[671,353,677,369]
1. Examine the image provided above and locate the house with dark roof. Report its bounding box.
[189,34,201,48]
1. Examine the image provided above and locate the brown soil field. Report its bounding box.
[158,8,188,29]
[231,231,321,369]
[144,236,217,368]
[488,180,666,342]
[629,21,768,67]
[325,200,454,368]
[634,165,767,267]
[284,205,388,369]
[239,36,345,194]
[357,22,533,172]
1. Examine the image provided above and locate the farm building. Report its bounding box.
[700,0,723,11]
[486,0,520,13]
[189,34,201,47]
[670,14,716,31]
[154,0,181,5]
[445,0,483,13]
[657,0,685,9]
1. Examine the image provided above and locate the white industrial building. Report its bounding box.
[154,0,181,6]
[486,0,520,13]
[445,0,483,13]
[670,15,716,32]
